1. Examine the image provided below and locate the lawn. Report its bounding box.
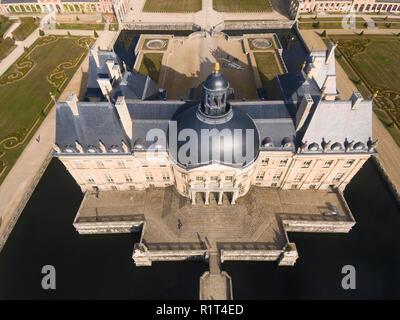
[330,35,400,145]
[0,35,93,184]
[213,0,272,12]
[0,15,13,38]
[253,52,281,87]
[0,38,16,60]
[299,21,367,29]
[138,53,163,83]
[12,17,39,41]
[56,23,105,30]
[143,0,202,12]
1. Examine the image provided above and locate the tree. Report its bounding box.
[321,30,326,37]
[39,29,45,36]
[312,21,320,29]
[76,16,80,21]
[67,31,71,37]
[94,30,99,38]
[358,31,364,36]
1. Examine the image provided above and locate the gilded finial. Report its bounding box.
[214,62,220,73]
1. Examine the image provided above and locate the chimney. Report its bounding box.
[326,42,337,64]
[65,93,79,116]
[296,94,314,131]
[351,92,363,110]
[106,60,122,80]
[97,78,113,98]
[90,44,100,67]
[115,96,133,139]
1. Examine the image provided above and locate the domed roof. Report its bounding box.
[203,63,229,91]
[169,105,260,168]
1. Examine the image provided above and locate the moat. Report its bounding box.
[0,158,399,299]
[0,29,399,299]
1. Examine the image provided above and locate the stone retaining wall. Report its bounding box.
[121,22,201,31]
[0,151,52,252]
[371,155,400,205]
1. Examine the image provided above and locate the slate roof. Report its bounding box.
[300,99,372,153]
[56,102,129,155]
[112,72,159,101]
[234,101,296,151]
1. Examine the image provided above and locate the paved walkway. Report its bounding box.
[299,29,400,193]
[123,0,288,29]
[0,27,117,251]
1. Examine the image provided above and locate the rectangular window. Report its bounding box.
[273,173,282,181]
[294,173,305,182]
[85,175,94,183]
[96,161,104,168]
[332,173,344,182]
[162,172,170,181]
[323,160,333,168]
[344,159,355,168]
[291,184,298,189]
[196,176,203,181]
[313,173,325,182]
[210,176,218,181]
[225,176,233,182]
[124,174,133,182]
[261,158,269,165]
[279,159,288,167]
[256,172,265,180]
[302,160,312,168]
[145,173,153,181]
[117,160,125,168]
[309,185,316,190]
[105,174,114,182]
[271,183,278,187]
[75,161,83,168]
[141,159,148,167]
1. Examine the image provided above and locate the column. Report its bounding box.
[218,192,223,205]
[231,191,239,205]
[191,191,196,205]
[205,191,210,205]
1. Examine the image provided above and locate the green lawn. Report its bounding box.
[248,38,276,50]
[330,35,400,145]
[0,37,16,60]
[299,21,367,29]
[253,52,281,87]
[0,16,13,38]
[12,17,39,41]
[0,36,93,184]
[214,0,272,12]
[138,53,163,83]
[143,0,202,12]
[56,23,105,30]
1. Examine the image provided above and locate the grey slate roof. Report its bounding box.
[112,72,159,101]
[301,99,372,153]
[86,49,119,99]
[234,101,296,150]
[1,0,38,3]
[56,102,129,155]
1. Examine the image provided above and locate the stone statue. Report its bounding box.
[75,140,83,153]
[323,140,331,152]
[345,140,355,152]
[99,140,107,153]
[300,141,308,152]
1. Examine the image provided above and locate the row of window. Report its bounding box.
[260,158,355,169]
[255,171,345,183]
[74,159,168,169]
[84,172,170,184]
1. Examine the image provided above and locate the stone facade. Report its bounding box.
[294,0,400,13]
[0,0,128,17]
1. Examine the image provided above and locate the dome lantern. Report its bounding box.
[200,63,230,117]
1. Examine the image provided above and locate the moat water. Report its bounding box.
[0,30,399,299]
[0,158,399,299]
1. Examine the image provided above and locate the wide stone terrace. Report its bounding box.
[75,186,354,250]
